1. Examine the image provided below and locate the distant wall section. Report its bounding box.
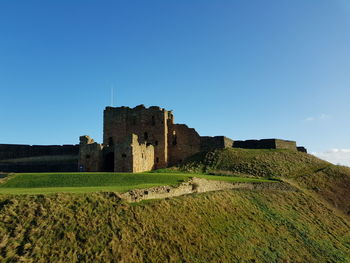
[200,136,234,152]
[233,139,297,151]
[0,144,79,173]
[0,144,79,161]
[297,147,308,153]
[167,124,201,166]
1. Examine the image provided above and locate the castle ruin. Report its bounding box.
[0,104,306,173]
[78,105,305,173]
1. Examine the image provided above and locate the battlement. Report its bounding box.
[104,105,174,122]
[105,104,170,113]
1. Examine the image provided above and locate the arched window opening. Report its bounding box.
[144,132,148,140]
[156,157,159,163]
[155,141,158,146]
[122,153,127,158]
[151,116,155,126]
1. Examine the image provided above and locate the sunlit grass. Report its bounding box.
[0,172,273,195]
[0,190,349,262]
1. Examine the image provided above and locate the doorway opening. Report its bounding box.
[105,152,115,172]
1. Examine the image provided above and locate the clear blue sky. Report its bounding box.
[1,1,349,157]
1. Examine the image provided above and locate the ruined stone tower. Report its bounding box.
[103,105,172,170]
[79,105,214,172]
[78,104,303,173]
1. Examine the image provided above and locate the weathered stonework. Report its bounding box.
[233,139,297,151]
[0,144,79,173]
[114,134,154,173]
[119,177,297,202]
[275,139,297,150]
[200,136,234,152]
[103,105,169,169]
[0,144,79,161]
[0,105,307,173]
[297,146,308,153]
[167,124,201,166]
[79,105,207,172]
[78,105,307,173]
[78,136,104,172]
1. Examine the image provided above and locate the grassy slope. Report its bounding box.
[0,190,349,262]
[0,172,273,195]
[178,148,350,217]
[291,165,350,216]
[0,149,349,262]
[179,148,328,177]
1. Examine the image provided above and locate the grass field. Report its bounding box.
[0,150,349,262]
[176,148,350,217]
[0,172,274,195]
[0,190,349,262]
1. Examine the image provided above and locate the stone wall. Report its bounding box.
[114,136,133,172]
[114,134,155,173]
[297,146,308,153]
[79,105,306,172]
[275,139,297,150]
[119,178,253,202]
[0,156,78,173]
[0,144,79,172]
[0,144,79,161]
[167,124,201,166]
[131,134,154,172]
[233,139,297,151]
[78,136,104,172]
[103,105,205,170]
[200,136,234,152]
[119,177,296,202]
[104,105,171,169]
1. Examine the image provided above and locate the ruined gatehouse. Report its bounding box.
[78,105,305,173]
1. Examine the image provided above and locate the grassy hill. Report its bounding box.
[0,190,349,262]
[0,148,349,262]
[178,148,328,177]
[177,148,350,217]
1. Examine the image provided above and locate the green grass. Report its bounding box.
[0,149,349,262]
[0,190,349,262]
[178,148,330,177]
[0,172,273,195]
[174,148,350,217]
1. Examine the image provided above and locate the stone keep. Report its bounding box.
[80,105,208,172]
[78,105,304,173]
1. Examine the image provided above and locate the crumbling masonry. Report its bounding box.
[78,105,306,173]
